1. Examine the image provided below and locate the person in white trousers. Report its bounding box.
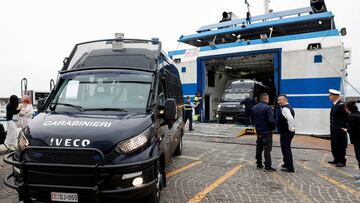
[5,95,22,151]
[18,95,34,129]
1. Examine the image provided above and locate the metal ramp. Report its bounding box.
[236,127,256,137]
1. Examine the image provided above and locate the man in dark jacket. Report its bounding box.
[252,93,276,171]
[241,97,255,126]
[328,89,348,167]
[277,95,295,173]
[184,96,195,131]
[344,101,360,183]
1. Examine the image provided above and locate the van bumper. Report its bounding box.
[217,111,245,121]
[3,147,160,202]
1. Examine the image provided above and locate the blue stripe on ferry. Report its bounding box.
[168,49,186,57]
[199,30,339,52]
[281,77,341,94]
[182,83,197,96]
[288,96,332,108]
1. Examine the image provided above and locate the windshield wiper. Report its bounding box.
[84,108,128,112]
[51,102,84,112]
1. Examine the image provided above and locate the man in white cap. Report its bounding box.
[328,89,348,167]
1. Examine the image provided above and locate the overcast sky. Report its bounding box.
[0,0,359,97]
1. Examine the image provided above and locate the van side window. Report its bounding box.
[159,55,184,119]
[158,79,166,106]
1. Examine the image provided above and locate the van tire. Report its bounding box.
[143,161,162,203]
[173,137,182,156]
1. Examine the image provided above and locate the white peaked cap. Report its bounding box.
[329,89,341,95]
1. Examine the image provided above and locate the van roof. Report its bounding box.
[62,39,162,72]
[72,48,157,70]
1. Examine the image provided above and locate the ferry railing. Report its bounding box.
[197,7,314,33]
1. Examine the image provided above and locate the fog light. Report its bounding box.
[122,172,142,180]
[132,177,143,187]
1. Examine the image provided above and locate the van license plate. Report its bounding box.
[51,192,78,202]
[226,117,233,120]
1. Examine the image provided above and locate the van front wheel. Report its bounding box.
[143,162,163,203]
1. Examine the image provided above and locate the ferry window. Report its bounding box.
[314,55,323,63]
[307,43,322,51]
[182,67,186,73]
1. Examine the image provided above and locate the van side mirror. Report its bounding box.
[165,98,177,120]
[37,98,46,112]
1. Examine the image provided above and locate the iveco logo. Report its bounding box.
[49,138,90,147]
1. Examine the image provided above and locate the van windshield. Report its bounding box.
[49,71,153,114]
[223,91,250,101]
[222,81,253,101]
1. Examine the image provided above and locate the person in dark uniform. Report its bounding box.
[194,92,202,122]
[343,101,360,183]
[241,97,255,126]
[184,96,195,131]
[277,95,296,173]
[328,89,348,167]
[252,93,276,171]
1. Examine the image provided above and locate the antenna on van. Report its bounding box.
[112,33,124,51]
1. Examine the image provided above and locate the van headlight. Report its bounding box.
[217,104,222,108]
[18,130,29,151]
[116,127,153,154]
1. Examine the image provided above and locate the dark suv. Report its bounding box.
[4,35,184,203]
[216,79,269,123]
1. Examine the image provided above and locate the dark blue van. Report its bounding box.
[4,35,184,203]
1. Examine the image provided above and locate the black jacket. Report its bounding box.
[241,98,255,114]
[277,104,295,133]
[348,111,360,145]
[251,102,275,133]
[330,100,348,135]
[0,123,6,144]
[6,103,20,121]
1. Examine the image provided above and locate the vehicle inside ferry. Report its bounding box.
[203,52,277,122]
